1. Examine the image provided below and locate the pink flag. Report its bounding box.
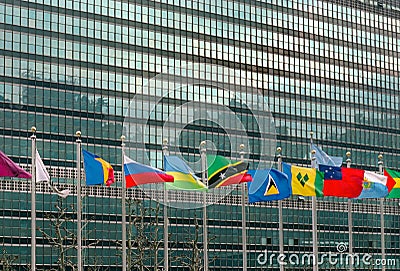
[0,150,31,179]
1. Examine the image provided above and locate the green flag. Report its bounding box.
[385,168,400,198]
[207,155,251,188]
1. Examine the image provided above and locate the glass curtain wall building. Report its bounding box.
[0,0,400,270]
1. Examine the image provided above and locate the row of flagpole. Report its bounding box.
[30,127,74,270]
[28,129,215,271]
[272,131,387,271]
[27,128,390,270]
[309,132,387,271]
[308,131,387,271]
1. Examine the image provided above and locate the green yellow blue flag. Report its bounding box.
[283,162,324,197]
[164,156,206,191]
[384,169,400,198]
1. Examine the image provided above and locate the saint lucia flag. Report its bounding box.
[247,169,291,203]
[357,171,388,199]
[283,162,324,197]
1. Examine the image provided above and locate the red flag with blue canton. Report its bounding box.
[320,165,363,198]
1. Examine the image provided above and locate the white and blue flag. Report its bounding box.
[311,143,343,167]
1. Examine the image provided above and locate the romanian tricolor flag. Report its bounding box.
[82,150,115,186]
[124,155,174,188]
[283,162,324,197]
[207,155,252,189]
[384,169,400,198]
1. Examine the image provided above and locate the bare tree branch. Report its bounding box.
[123,198,164,270]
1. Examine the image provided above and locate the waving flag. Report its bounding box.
[357,171,388,199]
[36,150,51,183]
[207,155,252,188]
[247,169,291,203]
[83,150,115,186]
[283,162,324,197]
[385,169,400,198]
[36,150,70,198]
[319,165,363,198]
[311,143,343,167]
[0,150,31,179]
[164,156,206,191]
[124,155,173,188]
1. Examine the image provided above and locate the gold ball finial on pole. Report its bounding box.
[239,144,245,159]
[346,151,351,166]
[276,147,282,162]
[162,139,169,153]
[31,126,37,133]
[75,131,82,138]
[121,135,126,141]
[378,154,384,173]
[311,150,316,155]
[200,141,207,154]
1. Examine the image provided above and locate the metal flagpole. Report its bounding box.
[121,135,127,271]
[346,151,354,271]
[239,144,247,270]
[162,139,169,271]
[200,141,208,271]
[310,132,318,271]
[378,154,385,271]
[76,131,83,271]
[277,147,284,271]
[30,126,37,271]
